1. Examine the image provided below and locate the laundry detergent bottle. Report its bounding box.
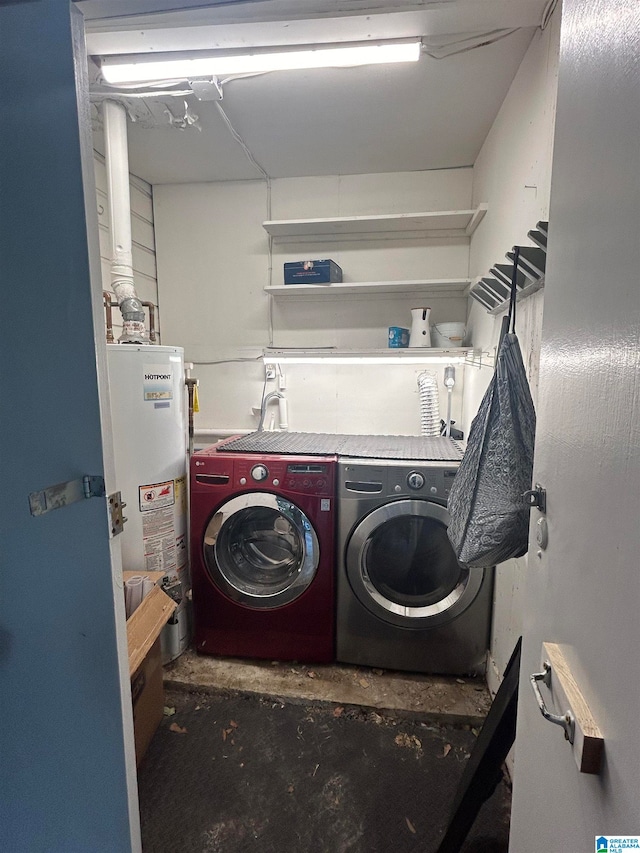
[409,307,432,347]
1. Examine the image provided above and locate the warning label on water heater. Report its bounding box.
[143,507,177,572]
[140,480,177,572]
[143,363,173,402]
[139,481,175,511]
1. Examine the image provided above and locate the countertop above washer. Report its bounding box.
[218,431,464,461]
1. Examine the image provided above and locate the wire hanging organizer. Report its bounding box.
[470,221,548,315]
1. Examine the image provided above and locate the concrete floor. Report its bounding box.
[164,649,492,727]
[139,688,511,853]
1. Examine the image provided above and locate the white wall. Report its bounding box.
[94,152,159,343]
[464,9,561,717]
[154,169,474,437]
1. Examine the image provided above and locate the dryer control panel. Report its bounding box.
[339,459,458,502]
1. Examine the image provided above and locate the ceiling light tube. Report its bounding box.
[100,39,421,85]
[262,352,469,366]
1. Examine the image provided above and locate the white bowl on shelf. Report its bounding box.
[431,322,467,348]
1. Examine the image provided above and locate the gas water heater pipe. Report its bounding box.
[102,99,147,343]
[103,292,156,343]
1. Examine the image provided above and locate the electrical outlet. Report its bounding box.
[265,364,276,380]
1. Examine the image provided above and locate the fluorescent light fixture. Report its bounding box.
[263,350,470,366]
[100,40,421,85]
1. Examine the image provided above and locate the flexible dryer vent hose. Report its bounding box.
[417,370,441,437]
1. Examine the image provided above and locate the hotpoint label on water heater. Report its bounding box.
[143,363,174,402]
[139,480,175,512]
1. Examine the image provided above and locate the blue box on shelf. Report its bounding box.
[284,259,343,285]
[388,327,410,348]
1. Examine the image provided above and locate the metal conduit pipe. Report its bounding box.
[194,429,253,437]
[102,99,147,343]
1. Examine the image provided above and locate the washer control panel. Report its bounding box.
[285,463,329,493]
[250,464,269,482]
[192,452,334,496]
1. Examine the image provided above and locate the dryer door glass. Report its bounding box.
[365,515,460,607]
[346,499,483,628]
[203,493,319,609]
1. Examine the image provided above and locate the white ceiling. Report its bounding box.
[82,0,548,185]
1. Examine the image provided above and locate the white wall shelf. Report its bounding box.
[265,278,472,298]
[263,205,487,243]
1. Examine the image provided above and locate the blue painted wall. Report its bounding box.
[0,2,136,850]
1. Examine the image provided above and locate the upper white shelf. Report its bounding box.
[263,205,487,243]
[265,278,472,298]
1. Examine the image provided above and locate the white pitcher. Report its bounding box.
[409,307,432,347]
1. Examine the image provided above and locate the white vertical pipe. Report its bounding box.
[102,100,147,343]
[278,395,288,430]
[103,100,132,284]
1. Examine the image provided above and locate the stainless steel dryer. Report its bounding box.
[336,457,493,676]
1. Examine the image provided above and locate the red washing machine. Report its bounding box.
[190,445,336,663]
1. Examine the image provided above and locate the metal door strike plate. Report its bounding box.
[108,491,126,537]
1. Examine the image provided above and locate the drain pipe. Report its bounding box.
[102,99,147,343]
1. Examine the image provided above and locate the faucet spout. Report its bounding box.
[258,392,288,431]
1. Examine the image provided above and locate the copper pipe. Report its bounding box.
[103,291,115,343]
[185,379,196,457]
[141,301,157,343]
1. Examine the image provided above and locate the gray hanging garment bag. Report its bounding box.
[447,248,536,568]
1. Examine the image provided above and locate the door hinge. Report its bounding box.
[29,474,106,517]
[29,476,127,537]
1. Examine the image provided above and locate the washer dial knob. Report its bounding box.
[251,464,269,482]
[407,471,425,490]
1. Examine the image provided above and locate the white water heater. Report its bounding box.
[107,344,189,659]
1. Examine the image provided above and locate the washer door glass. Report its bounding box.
[346,500,483,628]
[203,493,319,609]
